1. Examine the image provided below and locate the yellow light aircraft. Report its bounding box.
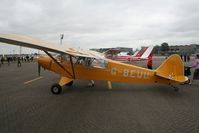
[0,34,188,94]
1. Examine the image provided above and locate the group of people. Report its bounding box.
[0,55,34,67]
[181,55,191,62]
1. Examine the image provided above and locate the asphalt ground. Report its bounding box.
[0,57,199,133]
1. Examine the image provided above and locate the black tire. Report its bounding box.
[51,83,62,94]
[65,81,73,86]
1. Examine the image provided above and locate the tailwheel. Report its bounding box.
[65,81,73,86]
[51,83,62,94]
[186,79,191,84]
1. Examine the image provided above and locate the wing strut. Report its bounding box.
[44,51,74,78]
[69,56,75,79]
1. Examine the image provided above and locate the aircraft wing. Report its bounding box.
[0,34,104,59]
[104,48,121,55]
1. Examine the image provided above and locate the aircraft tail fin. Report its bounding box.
[140,46,154,59]
[133,47,148,57]
[132,51,139,56]
[155,54,188,83]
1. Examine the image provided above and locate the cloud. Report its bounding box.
[0,0,199,54]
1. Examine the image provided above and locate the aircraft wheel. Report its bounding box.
[51,83,62,94]
[88,83,95,87]
[65,81,73,86]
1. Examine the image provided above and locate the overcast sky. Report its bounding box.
[0,0,199,54]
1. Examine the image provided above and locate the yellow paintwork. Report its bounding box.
[37,54,187,86]
[0,34,188,89]
[155,55,186,82]
[59,77,73,86]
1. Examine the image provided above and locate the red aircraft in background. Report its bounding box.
[105,46,154,62]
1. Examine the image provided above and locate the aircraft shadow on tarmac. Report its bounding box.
[59,80,189,98]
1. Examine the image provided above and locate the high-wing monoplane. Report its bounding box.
[0,34,188,94]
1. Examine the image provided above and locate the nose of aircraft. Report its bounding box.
[37,56,52,69]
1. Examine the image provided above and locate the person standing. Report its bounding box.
[85,57,95,87]
[0,57,1,67]
[17,57,21,67]
[184,55,187,62]
[180,54,183,61]
[189,54,199,84]
[7,57,10,66]
[147,53,153,69]
[187,55,190,62]
[1,57,3,64]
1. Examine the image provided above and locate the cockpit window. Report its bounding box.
[61,54,70,62]
[92,59,108,68]
[76,57,108,69]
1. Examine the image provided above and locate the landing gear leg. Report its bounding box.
[65,81,73,86]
